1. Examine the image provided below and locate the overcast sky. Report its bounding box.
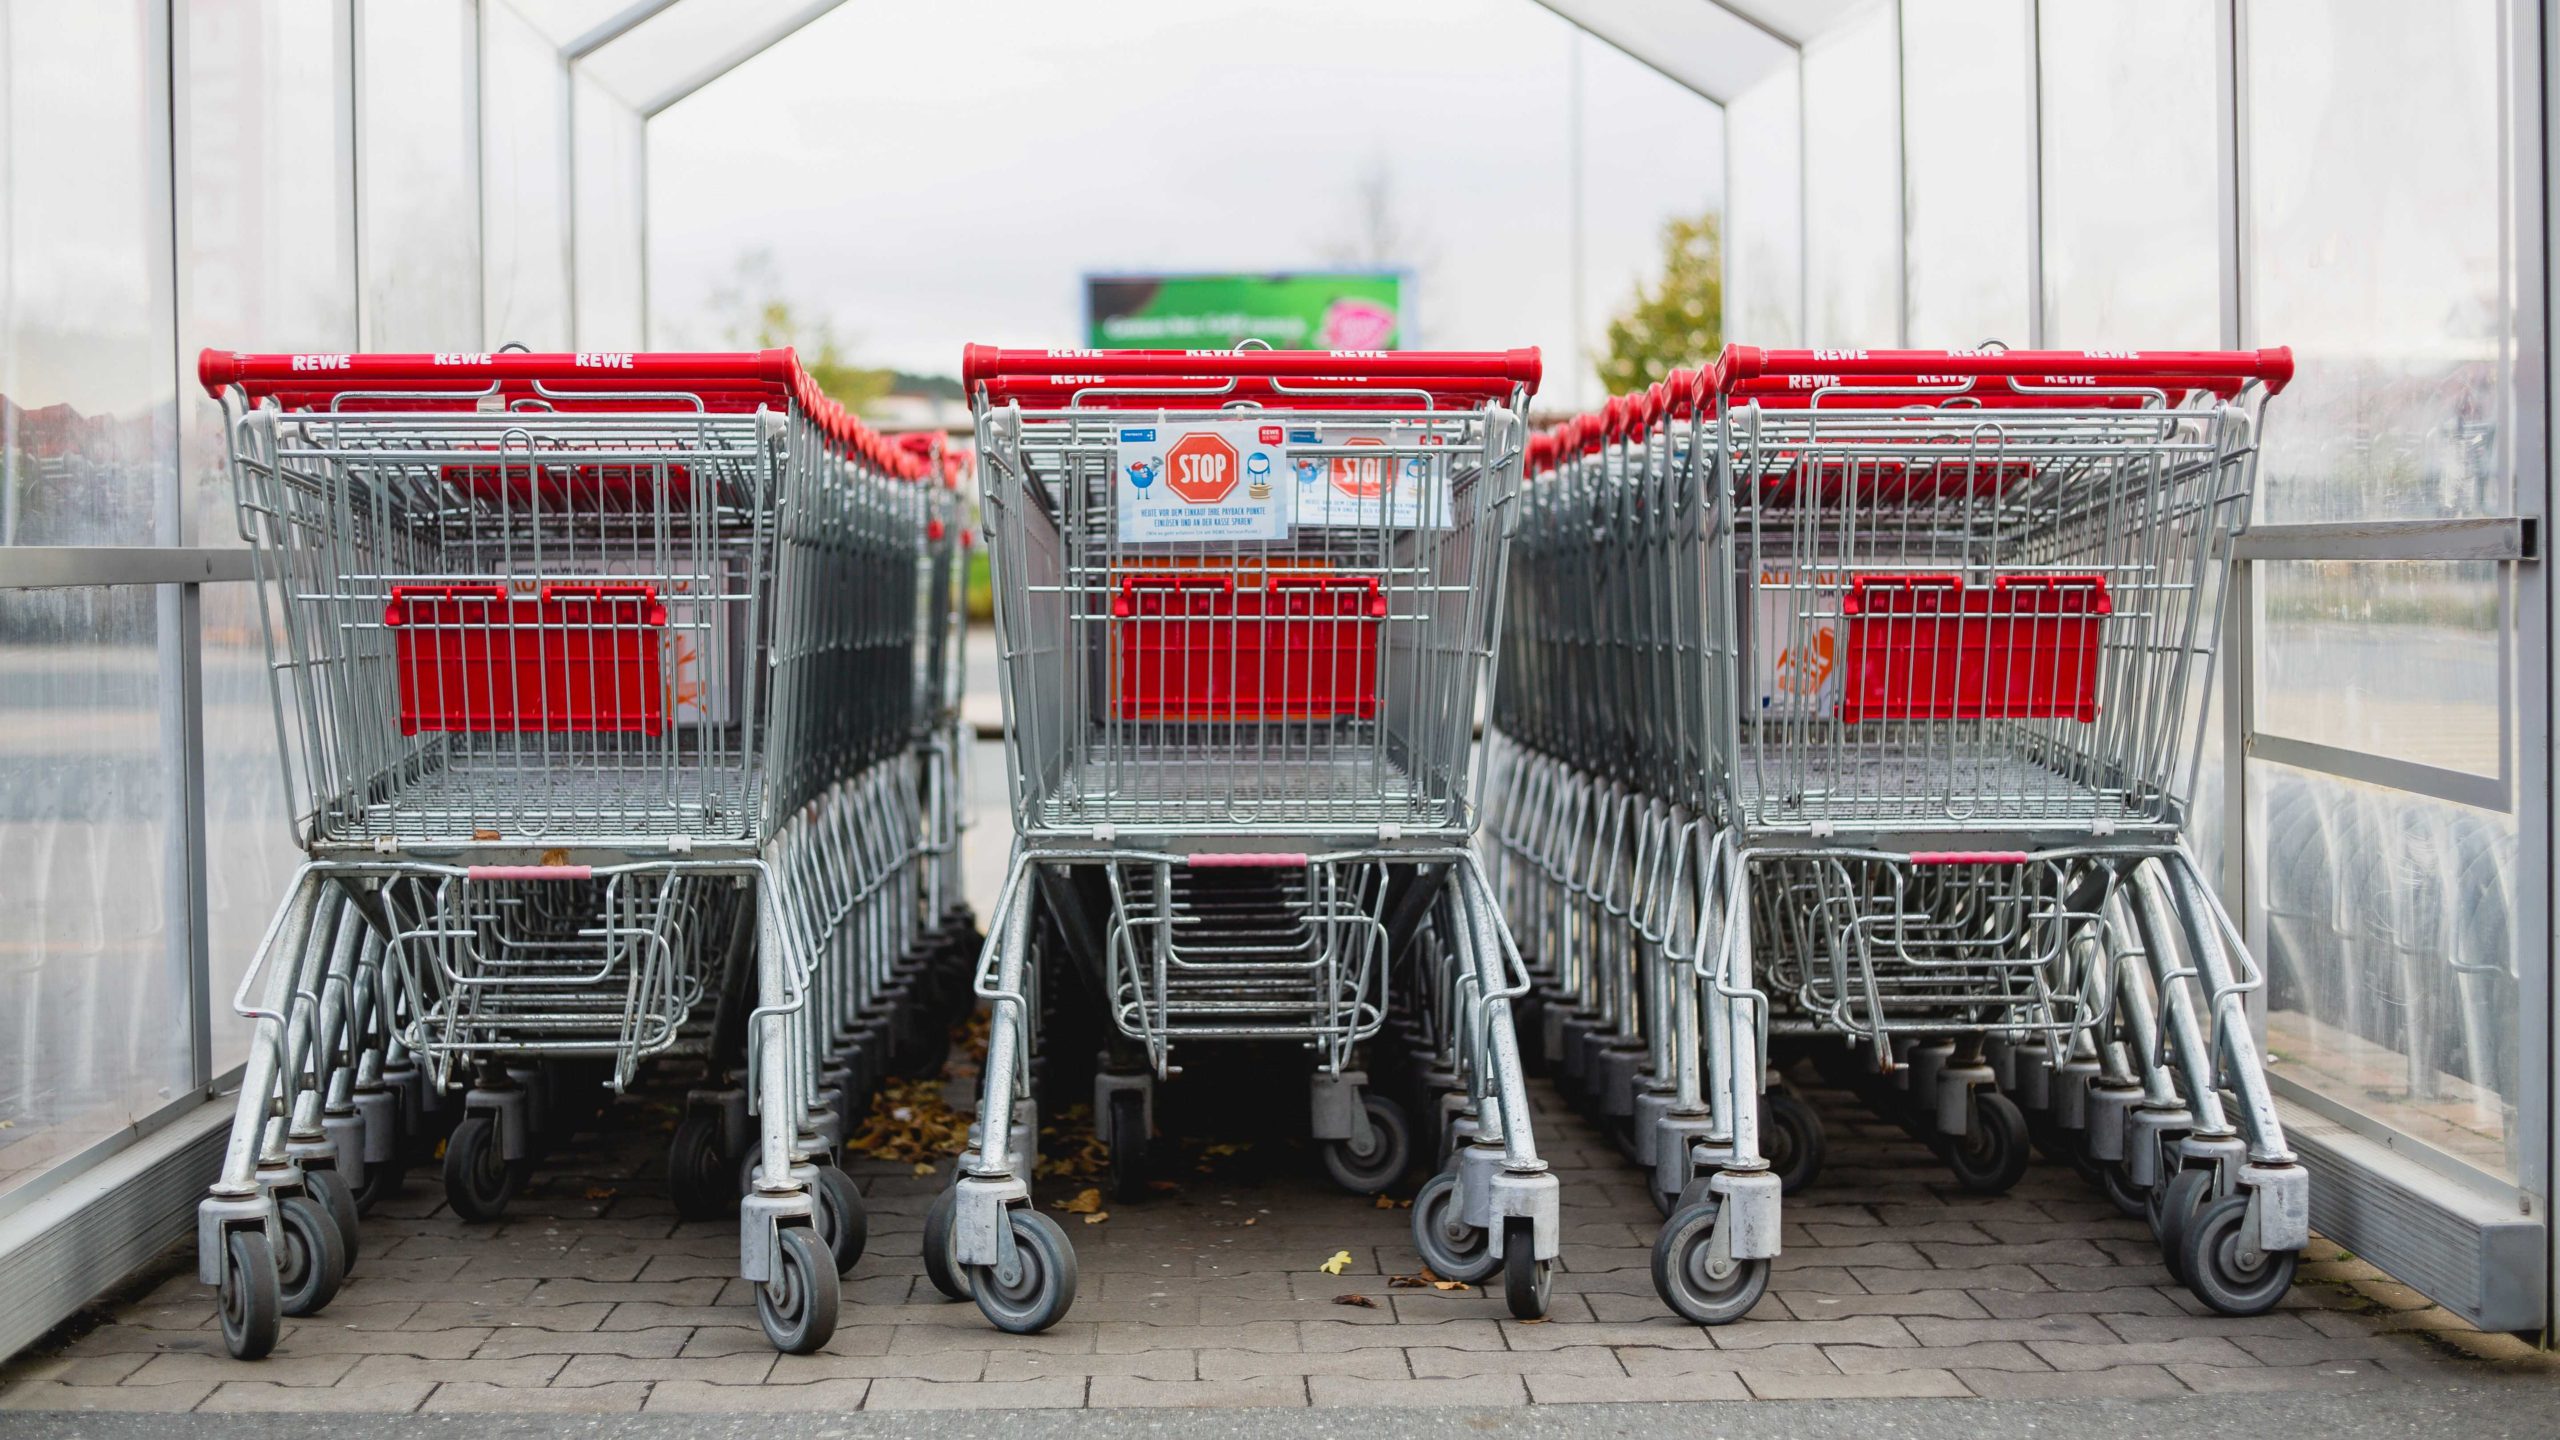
[644,0,1725,411]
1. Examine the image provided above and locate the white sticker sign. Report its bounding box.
[1285,424,1454,531]
[1114,421,1292,543]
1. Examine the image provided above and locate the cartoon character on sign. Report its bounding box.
[1245,450,1272,499]
[1125,456,1160,491]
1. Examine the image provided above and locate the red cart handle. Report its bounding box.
[1112,573,1235,618]
[540,581,669,626]
[198,348,804,400]
[1991,573,2112,613]
[1271,574,1388,618]
[383,583,506,626]
[962,345,1541,390]
[1710,345,2293,397]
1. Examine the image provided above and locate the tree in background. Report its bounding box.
[710,250,895,413]
[1597,212,1722,397]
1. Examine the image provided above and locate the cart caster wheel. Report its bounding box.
[1107,1089,1151,1204]
[304,1168,362,1269]
[667,1113,736,1220]
[1943,1091,2031,1194]
[756,1227,840,1354]
[1410,1170,1498,1283]
[1320,1094,1412,1195]
[277,1194,347,1317]
[442,1115,527,1222]
[217,1229,282,1361]
[351,1157,403,1216]
[1651,1200,1770,1326]
[2153,1167,2216,1284]
[1502,1218,1552,1320]
[1762,1092,1826,1196]
[811,1166,867,1277]
[2181,1192,2298,1316]
[2099,1161,2148,1218]
[968,1209,1079,1335]
[2026,1107,2075,1165]
[922,1187,971,1301]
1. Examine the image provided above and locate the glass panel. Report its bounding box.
[2245,0,2506,523]
[1725,64,1804,347]
[0,0,177,547]
[1900,0,2031,347]
[571,73,647,347]
[356,0,480,349]
[180,0,356,547]
[2037,0,2219,347]
[0,588,184,1200]
[1800,6,1899,345]
[2253,761,2520,1183]
[201,580,304,1074]
[578,0,807,110]
[2257,560,2503,779]
[1573,34,1725,408]
[483,1,574,350]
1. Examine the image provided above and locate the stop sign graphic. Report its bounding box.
[1165,431,1239,505]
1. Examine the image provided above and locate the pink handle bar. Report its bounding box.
[1710,345,2294,397]
[1908,852,2030,866]
[961,344,1542,390]
[1183,853,1311,868]
[465,865,597,881]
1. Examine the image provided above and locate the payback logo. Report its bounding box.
[1319,297,1397,350]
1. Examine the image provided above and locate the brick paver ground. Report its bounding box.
[3,1056,2548,1414]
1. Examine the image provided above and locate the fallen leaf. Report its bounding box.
[1203,1142,1247,1157]
[1374,1195,1395,1209]
[1057,1187,1104,1215]
[1515,1315,1550,1325]
[912,1162,936,1177]
[583,1187,616,1201]
[1318,1249,1353,1275]
[1145,1180,1182,1194]
[1333,1293,1377,1308]
[1242,1217,1257,1226]
[1083,1211,1109,1226]
[1391,1267,1466,1291]
[1433,1278,1470,1292]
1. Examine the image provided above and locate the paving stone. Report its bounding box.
[1529,1371,1747,1403]
[200,1381,435,1412]
[1194,1348,1407,1382]
[1405,1345,1623,1378]
[1303,1318,1505,1352]
[1827,1341,2048,1374]
[1097,1320,1292,1354]
[767,1350,986,1383]
[983,1349,1195,1382]
[1959,1364,2190,1398]
[865,1377,1086,1410]
[410,1301,610,1332]
[340,1355,568,1387]
[646,1379,875,1411]
[2102,1311,2322,1342]
[1974,1287,2188,1319]
[1087,1376,1306,1407]
[557,1352,776,1385]
[4,1354,153,1387]
[128,1352,356,1388]
[2028,1337,2254,1371]
[419,1381,649,1412]
[2168,1361,2406,1393]
[1507,1320,1722,1351]
[1779,1289,1988,1321]
[476,1326,691,1359]
[1615,1344,1837,1376]
[1742,1368,1970,1399]
[0,1379,219,1412]
[1858,1264,2052,1294]
[1308,1374,1526,1407]
[2230,1331,2449,1368]
[1901,1313,2116,1347]
[1709,1315,1918,1351]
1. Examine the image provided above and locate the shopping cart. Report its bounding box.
[193,348,941,1358]
[1492,346,2307,1324]
[938,343,1560,1332]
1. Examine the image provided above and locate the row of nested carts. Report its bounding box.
[190,340,2308,1360]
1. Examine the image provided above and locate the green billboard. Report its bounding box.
[1084,272,1406,351]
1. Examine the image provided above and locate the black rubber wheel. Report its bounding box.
[442,1114,526,1223]
[811,1166,868,1277]
[2181,1192,2299,1316]
[1410,1170,1497,1283]
[755,1226,841,1354]
[888,1017,952,1081]
[667,1112,736,1220]
[1761,1091,1826,1196]
[1501,1217,1551,1320]
[304,1167,362,1270]
[276,1194,347,1318]
[350,1156,403,1215]
[1943,1091,2032,1195]
[922,1186,971,1301]
[218,1229,282,1361]
[1650,1200,1770,1325]
[2155,1167,2216,1284]
[969,1209,1079,1335]
[1320,1094,1413,1195]
[1107,1089,1150,1203]
[2099,1161,2148,1218]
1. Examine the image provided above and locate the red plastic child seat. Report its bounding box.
[1112,573,1388,722]
[384,582,669,735]
[1837,573,2109,723]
